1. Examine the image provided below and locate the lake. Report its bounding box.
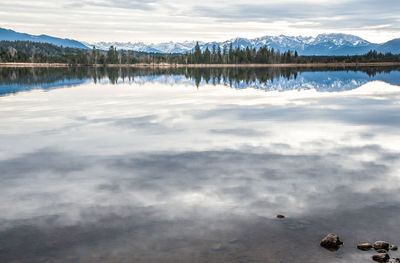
[0,66,400,263]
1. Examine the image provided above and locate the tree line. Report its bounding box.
[184,42,298,64]
[1,41,399,65]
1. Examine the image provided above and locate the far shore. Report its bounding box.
[0,62,400,68]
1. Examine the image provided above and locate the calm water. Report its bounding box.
[0,67,400,263]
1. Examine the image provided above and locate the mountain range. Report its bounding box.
[89,34,400,56]
[82,40,201,54]
[1,27,399,56]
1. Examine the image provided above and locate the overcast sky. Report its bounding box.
[0,0,399,43]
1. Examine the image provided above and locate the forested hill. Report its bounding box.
[0,28,88,49]
[0,41,169,64]
[0,41,82,56]
[1,40,400,65]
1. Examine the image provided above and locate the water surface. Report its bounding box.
[1,67,400,263]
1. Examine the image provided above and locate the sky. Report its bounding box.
[0,0,399,44]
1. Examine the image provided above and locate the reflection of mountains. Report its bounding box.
[219,70,400,92]
[1,66,400,96]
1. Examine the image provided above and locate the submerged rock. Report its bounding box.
[286,222,308,231]
[320,233,343,250]
[211,243,225,251]
[390,245,398,251]
[374,241,390,250]
[228,239,240,244]
[372,253,389,262]
[357,243,373,251]
[376,249,388,253]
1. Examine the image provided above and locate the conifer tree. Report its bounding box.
[211,44,216,63]
[193,42,202,63]
[203,47,211,64]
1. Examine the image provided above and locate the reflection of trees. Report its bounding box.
[0,67,104,86]
[180,66,400,88]
[1,66,399,91]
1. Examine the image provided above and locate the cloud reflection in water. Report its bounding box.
[0,68,400,262]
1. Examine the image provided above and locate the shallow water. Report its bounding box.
[0,67,400,263]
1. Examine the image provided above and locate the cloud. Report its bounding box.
[0,148,90,179]
[66,0,161,10]
[0,0,399,42]
[188,0,400,37]
[209,128,266,137]
[189,0,400,23]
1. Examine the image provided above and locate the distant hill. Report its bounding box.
[0,41,84,56]
[378,39,400,54]
[0,28,88,49]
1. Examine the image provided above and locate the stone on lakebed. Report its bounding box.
[372,253,390,262]
[320,233,343,249]
[374,241,390,250]
[357,242,373,251]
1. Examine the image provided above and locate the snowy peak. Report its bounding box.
[313,33,370,46]
[152,41,201,53]
[215,33,372,52]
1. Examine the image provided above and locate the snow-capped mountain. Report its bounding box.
[200,35,315,53]
[152,41,204,53]
[85,40,204,54]
[85,33,399,55]
[83,41,161,53]
[302,34,375,55]
[199,34,379,55]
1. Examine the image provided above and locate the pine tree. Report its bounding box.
[193,42,202,64]
[217,45,222,64]
[228,43,234,64]
[107,46,118,64]
[204,47,211,64]
[211,44,216,64]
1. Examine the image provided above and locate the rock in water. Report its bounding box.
[372,253,389,262]
[390,244,398,251]
[357,243,373,251]
[211,243,225,251]
[320,233,343,249]
[228,239,239,244]
[276,214,285,219]
[376,249,387,253]
[374,241,390,250]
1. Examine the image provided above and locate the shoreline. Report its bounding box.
[0,62,400,68]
